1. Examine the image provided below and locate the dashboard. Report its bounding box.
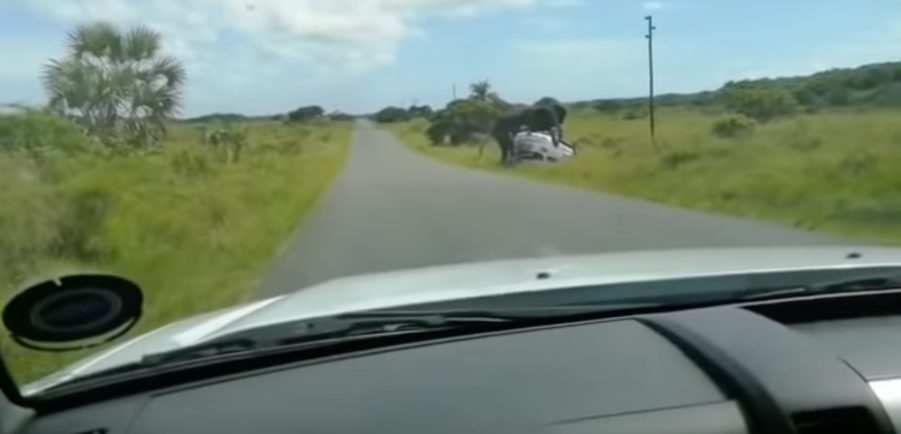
[11,291,901,434]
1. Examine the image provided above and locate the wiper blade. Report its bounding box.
[37,302,663,394]
[740,272,901,301]
[42,314,508,392]
[333,304,661,320]
[140,315,499,365]
[140,303,660,365]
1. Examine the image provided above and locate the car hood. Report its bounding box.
[21,245,901,395]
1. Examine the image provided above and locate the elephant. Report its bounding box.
[490,103,568,166]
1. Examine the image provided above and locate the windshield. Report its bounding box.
[1,0,900,398]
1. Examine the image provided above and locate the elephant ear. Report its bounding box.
[529,105,559,131]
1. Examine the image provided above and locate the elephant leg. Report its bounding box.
[491,133,512,165]
[502,137,517,166]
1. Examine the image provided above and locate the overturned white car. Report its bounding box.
[512,131,575,162]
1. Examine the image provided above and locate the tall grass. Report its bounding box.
[388,107,901,244]
[0,112,351,383]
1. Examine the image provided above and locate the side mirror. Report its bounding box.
[2,274,143,352]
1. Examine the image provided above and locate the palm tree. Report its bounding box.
[469,80,493,101]
[41,22,187,148]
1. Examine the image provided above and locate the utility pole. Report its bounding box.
[645,15,657,146]
[452,83,457,101]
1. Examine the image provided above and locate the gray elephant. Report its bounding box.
[490,104,568,166]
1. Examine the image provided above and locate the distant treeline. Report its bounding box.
[180,60,901,124]
[179,106,362,124]
[573,60,901,114]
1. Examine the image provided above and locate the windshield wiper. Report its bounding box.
[740,272,901,301]
[139,313,507,365]
[139,303,661,365]
[38,302,663,393]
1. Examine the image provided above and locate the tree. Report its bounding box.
[374,106,410,123]
[407,105,433,118]
[41,22,186,148]
[427,98,502,145]
[288,105,325,122]
[469,80,495,102]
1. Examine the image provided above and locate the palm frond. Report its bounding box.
[148,55,187,89]
[123,26,161,61]
[66,22,121,59]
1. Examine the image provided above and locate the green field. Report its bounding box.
[0,114,351,384]
[387,107,901,245]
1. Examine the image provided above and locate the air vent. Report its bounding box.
[792,407,878,434]
[745,289,901,324]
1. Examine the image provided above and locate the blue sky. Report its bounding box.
[1,0,900,117]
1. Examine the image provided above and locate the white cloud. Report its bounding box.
[15,0,541,79]
[4,0,556,113]
[642,1,663,11]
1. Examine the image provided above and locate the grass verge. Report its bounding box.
[386,108,901,245]
[0,114,351,384]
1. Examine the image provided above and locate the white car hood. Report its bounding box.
[21,245,901,394]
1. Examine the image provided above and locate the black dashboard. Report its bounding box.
[11,291,901,434]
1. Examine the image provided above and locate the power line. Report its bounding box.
[645,15,657,146]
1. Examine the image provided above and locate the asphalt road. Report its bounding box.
[255,120,857,298]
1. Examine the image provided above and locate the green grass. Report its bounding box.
[0,116,351,384]
[387,108,901,245]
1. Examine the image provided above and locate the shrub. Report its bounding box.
[426,122,448,146]
[622,110,648,120]
[721,85,799,123]
[711,114,757,138]
[0,110,107,282]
